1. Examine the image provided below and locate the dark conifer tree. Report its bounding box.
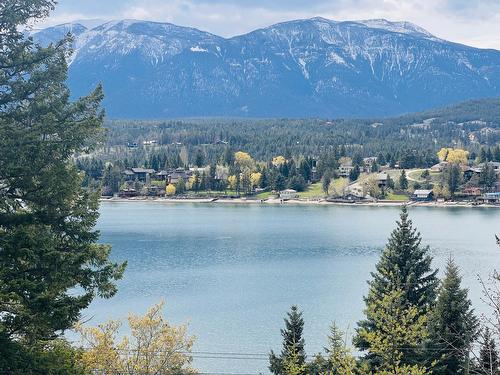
[354,206,438,365]
[426,258,478,374]
[399,169,409,190]
[269,306,306,375]
[0,1,126,371]
[477,327,499,375]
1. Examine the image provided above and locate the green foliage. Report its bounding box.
[0,335,87,375]
[426,258,478,374]
[477,327,499,374]
[399,170,409,190]
[270,306,307,375]
[355,207,438,367]
[358,289,430,374]
[0,0,125,371]
[313,323,357,374]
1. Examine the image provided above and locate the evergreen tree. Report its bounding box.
[354,206,438,366]
[399,169,409,190]
[349,165,361,181]
[321,323,357,374]
[478,327,499,375]
[0,1,126,371]
[269,306,306,375]
[426,258,478,374]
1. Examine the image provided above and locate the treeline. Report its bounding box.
[99,97,500,166]
[268,207,500,375]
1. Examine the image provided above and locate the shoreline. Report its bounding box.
[99,197,500,209]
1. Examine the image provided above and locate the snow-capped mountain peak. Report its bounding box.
[357,19,438,40]
[31,17,500,119]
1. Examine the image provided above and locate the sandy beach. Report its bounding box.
[100,196,500,208]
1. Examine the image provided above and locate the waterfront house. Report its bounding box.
[168,168,192,184]
[411,189,434,201]
[338,164,354,178]
[462,187,482,196]
[479,192,500,204]
[279,189,298,200]
[377,173,389,188]
[131,168,155,182]
[156,170,171,181]
[123,169,136,181]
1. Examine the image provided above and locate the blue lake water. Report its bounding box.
[84,202,500,374]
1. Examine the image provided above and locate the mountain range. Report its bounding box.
[33,18,500,119]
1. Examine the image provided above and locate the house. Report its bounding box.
[130,168,155,182]
[479,162,500,174]
[279,189,298,200]
[430,161,449,172]
[143,140,157,146]
[189,166,211,175]
[338,164,354,177]
[462,187,482,196]
[156,170,171,181]
[118,188,139,198]
[126,142,138,148]
[363,157,378,172]
[463,167,482,181]
[123,169,136,181]
[377,173,389,188]
[168,168,192,184]
[479,192,500,204]
[411,189,434,201]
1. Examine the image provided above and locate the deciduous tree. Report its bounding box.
[77,302,196,375]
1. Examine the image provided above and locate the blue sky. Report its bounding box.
[42,0,500,49]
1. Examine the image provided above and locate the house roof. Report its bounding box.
[414,189,433,195]
[377,173,388,180]
[281,189,298,193]
[131,167,155,174]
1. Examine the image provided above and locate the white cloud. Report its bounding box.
[41,0,500,49]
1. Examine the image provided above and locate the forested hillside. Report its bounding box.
[99,98,500,166]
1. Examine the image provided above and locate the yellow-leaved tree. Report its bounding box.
[250,172,262,188]
[234,151,254,171]
[437,148,469,164]
[272,156,286,167]
[228,175,238,190]
[166,184,176,196]
[77,302,196,375]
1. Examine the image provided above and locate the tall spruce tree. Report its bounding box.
[426,258,478,374]
[477,327,499,375]
[354,206,439,366]
[269,305,306,375]
[0,0,126,371]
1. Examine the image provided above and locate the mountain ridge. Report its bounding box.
[33,17,500,119]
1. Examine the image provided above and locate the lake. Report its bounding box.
[85,202,500,374]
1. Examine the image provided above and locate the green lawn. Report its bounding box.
[298,182,325,199]
[407,169,426,182]
[386,192,410,201]
[255,191,275,199]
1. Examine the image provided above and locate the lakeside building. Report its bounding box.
[411,189,434,201]
[479,192,500,204]
[377,173,389,188]
[123,168,156,182]
[279,189,299,200]
[338,164,354,177]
